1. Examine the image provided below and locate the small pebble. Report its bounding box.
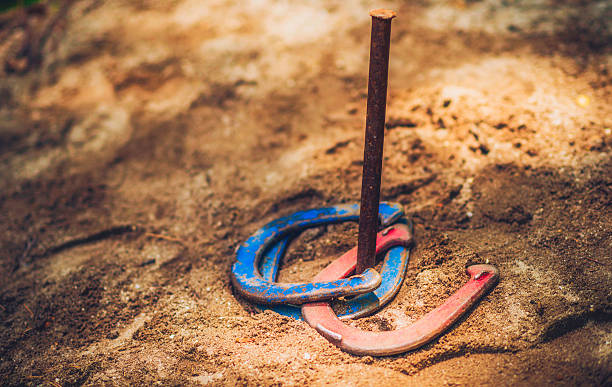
[576,94,590,107]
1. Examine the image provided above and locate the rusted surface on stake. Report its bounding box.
[356,9,396,274]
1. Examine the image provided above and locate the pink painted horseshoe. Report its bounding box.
[302,264,499,356]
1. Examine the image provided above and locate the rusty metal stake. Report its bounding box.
[356,9,396,275]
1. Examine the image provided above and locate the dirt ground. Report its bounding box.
[0,0,611,385]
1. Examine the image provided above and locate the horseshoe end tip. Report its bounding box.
[466,264,499,280]
[361,268,383,289]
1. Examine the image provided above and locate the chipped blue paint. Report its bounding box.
[258,237,288,284]
[231,202,406,305]
[330,242,410,319]
[256,237,411,320]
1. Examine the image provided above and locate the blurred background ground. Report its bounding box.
[0,0,610,385]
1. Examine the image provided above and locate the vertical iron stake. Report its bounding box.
[356,9,396,274]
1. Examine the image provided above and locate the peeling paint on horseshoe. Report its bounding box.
[256,222,413,319]
[230,202,404,305]
[302,264,499,356]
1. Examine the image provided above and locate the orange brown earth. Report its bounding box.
[0,1,610,385]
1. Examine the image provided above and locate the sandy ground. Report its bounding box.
[0,0,611,385]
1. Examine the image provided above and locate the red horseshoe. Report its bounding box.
[302,263,499,356]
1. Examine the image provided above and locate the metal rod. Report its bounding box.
[355,9,396,274]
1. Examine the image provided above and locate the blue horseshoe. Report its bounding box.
[255,219,413,320]
[231,202,405,305]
